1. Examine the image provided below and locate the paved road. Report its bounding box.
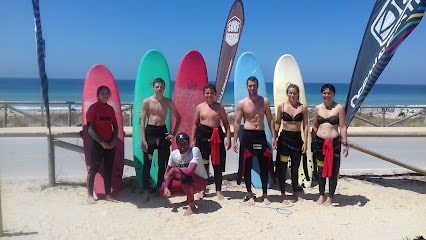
[1,137,425,178]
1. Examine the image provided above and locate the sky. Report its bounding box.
[1,0,425,84]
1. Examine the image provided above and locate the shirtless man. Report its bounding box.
[141,78,181,202]
[191,84,231,200]
[233,76,277,205]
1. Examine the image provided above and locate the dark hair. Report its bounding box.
[246,76,258,86]
[97,85,110,95]
[152,78,166,87]
[320,83,336,94]
[203,83,217,93]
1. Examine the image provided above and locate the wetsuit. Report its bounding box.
[313,115,341,198]
[195,124,226,192]
[237,129,274,195]
[86,101,117,196]
[276,111,304,194]
[143,125,171,191]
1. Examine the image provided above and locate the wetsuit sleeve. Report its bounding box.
[111,123,119,142]
[179,162,197,176]
[164,165,173,186]
[88,122,104,144]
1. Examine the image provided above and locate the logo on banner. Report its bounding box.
[371,0,419,46]
[225,16,241,46]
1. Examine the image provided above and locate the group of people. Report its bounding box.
[85,76,349,215]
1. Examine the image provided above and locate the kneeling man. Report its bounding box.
[162,132,208,215]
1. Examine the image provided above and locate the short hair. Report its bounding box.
[320,83,336,94]
[97,85,110,95]
[203,83,217,93]
[246,76,258,86]
[152,77,166,87]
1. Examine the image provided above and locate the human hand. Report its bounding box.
[233,142,239,153]
[165,133,174,141]
[225,138,231,151]
[343,146,349,157]
[163,187,171,197]
[141,140,148,152]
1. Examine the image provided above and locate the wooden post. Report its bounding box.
[47,134,56,186]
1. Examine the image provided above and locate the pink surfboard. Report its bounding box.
[172,50,208,149]
[82,64,124,197]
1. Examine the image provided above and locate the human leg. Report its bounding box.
[87,141,102,203]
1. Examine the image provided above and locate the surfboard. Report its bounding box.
[82,64,124,197]
[133,49,171,191]
[172,50,208,149]
[234,51,272,189]
[273,54,313,188]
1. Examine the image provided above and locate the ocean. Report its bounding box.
[1,77,426,107]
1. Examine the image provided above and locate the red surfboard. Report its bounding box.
[172,50,208,149]
[82,64,124,197]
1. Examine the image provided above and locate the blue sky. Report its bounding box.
[1,0,425,84]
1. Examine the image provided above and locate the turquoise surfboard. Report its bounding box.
[132,49,171,191]
[234,51,272,189]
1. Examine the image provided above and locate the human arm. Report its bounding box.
[233,101,243,153]
[338,105,349,157]
[87,122,109,149]
[274,103,283,149]
[219,105,232,150]
[264,98,277,149]
[168,100,181,140]
[140,100,149,152]
[301,105,309,153]
[190,105,201,147]
[107,123,119,149]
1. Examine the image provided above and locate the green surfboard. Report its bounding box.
[133,49,171,191]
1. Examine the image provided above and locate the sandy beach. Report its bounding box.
[1,108,425,239]
[1,173,425,240]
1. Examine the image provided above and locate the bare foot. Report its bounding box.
[195,190,205,200]
[323,197,333,206]
[216,191,225,200]
[105,194,118,203]
[142,191,150,203]
[262,195,271,205]
[281,193,289,205]
[293,193,304,202]
[316,195,325,205]
[184,202,196,216]
[87,196,96,204]
[244,193,256,205]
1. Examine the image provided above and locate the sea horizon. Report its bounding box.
[1,77,426,107]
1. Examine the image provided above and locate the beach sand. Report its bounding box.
[1,174,425,240]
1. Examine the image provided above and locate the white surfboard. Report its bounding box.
[273,54,313,188]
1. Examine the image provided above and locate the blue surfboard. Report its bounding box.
[234,51,272,189]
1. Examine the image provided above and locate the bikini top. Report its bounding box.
[282,112,303,122]
[317,115,339,125]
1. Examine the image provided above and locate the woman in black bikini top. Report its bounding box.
[274,83,309,203]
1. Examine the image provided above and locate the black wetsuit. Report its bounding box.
[314,115,341,198]
[237,129,273,195]
[195,124,226,192]
[143,125,171,191]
